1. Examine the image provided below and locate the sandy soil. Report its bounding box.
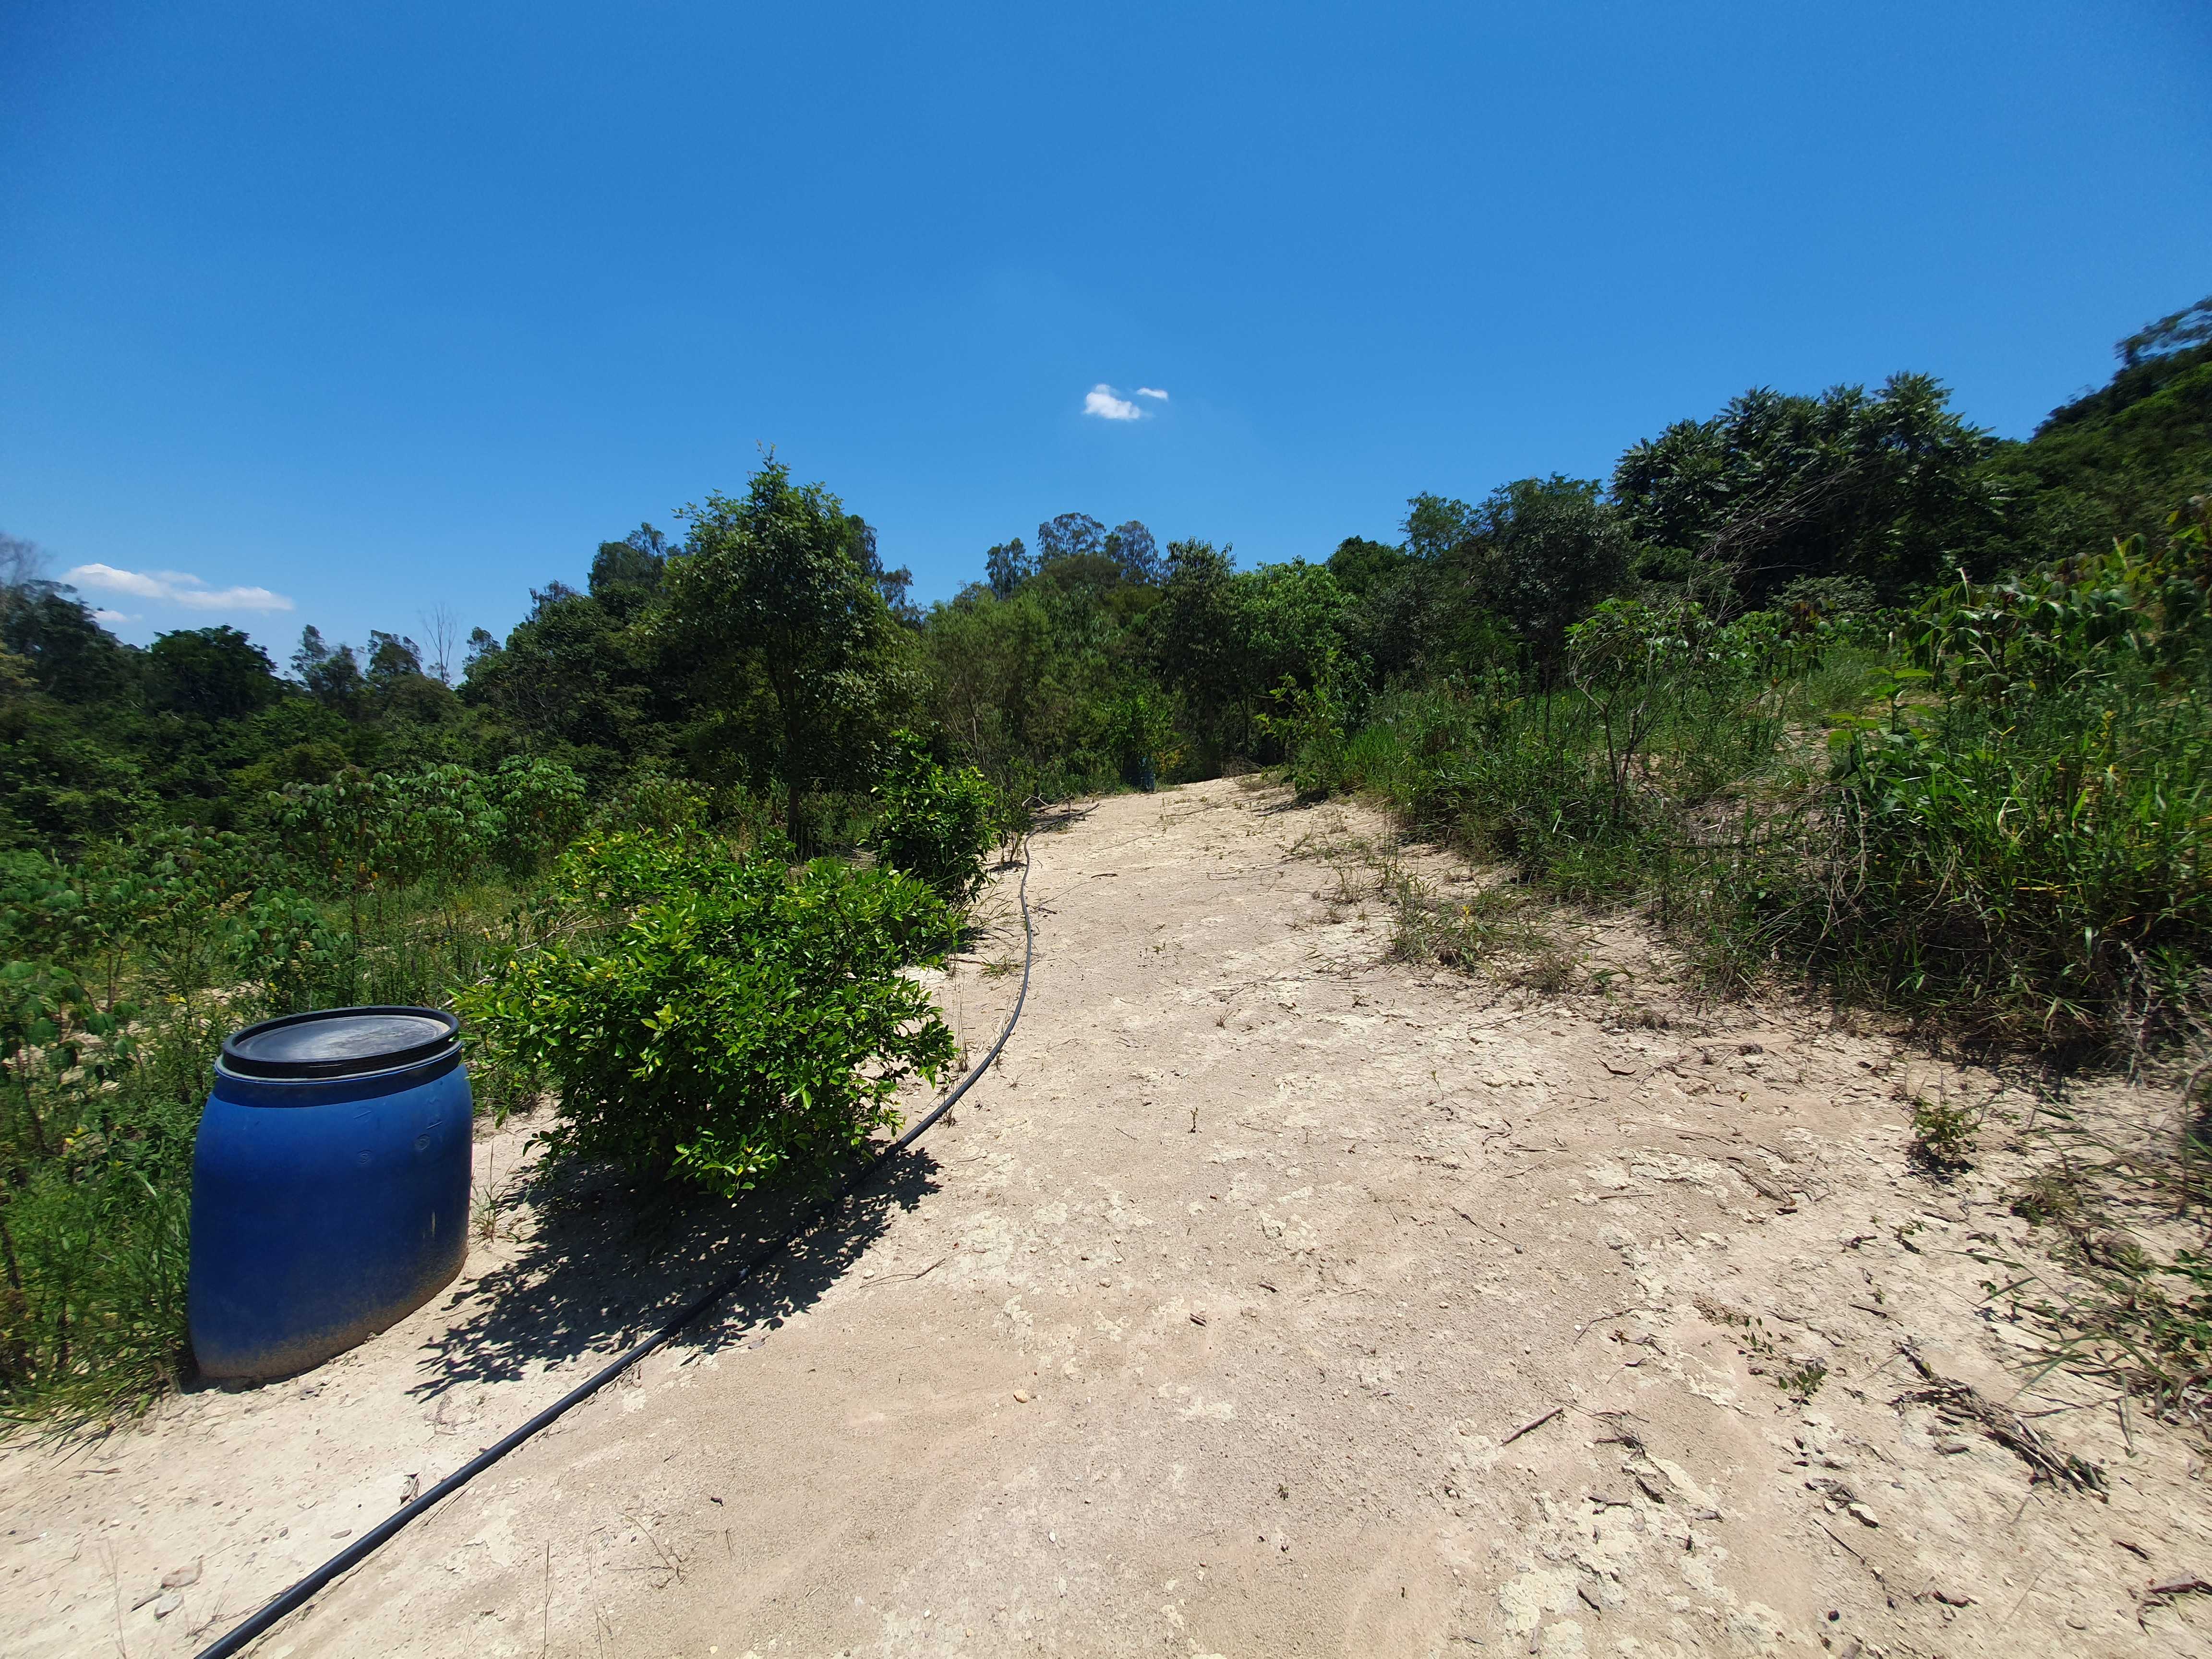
[5,777,2210,1658]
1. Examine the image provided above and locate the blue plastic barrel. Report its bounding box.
[188,1006,471,1381]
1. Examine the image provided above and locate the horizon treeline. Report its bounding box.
[4,295,2209,861]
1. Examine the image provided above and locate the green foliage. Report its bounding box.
[920,581,1128,798]
[144,627,283,723]
[870,734,998,902]
[665,459,919,850]
[1910,1092,1981,1171]
[1098,686,1183,790]
[1149,543,1354,766]
[276,759,589,935]
[1810,524,2212,1043]
[1256,646,1363,797]
[461,832,958,1198]
[488,755,589,875]
[0,962,190,1420]
[4,295,2211,1425]
[1612,374,1999,602]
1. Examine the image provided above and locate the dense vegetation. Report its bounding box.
[3,296,2208,1422]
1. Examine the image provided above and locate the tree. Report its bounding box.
[589,524,670,609]
[1473,476,1632,672]
[366,629,452,722]
[1324,536,1407,598]
[665,460,915,849]
[0,533,46,592]
[418,603,461,687]
[366,630,424,687]
[1611,375,1998,602]
[984,538,1032,599]
[1149,539,1243,756]
[2120,295,2212,369]
[1036,513,1106,566]
[144,627,282,722]
[461,626,502,680]
[0,588,139,705]
[465,582,665,775]
[1104,521,1160,585]
[846,516,917,621]
[291,626,364,710]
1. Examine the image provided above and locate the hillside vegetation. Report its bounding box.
[3,296,2209,1423]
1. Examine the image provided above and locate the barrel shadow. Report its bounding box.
[406,1148,943,1399]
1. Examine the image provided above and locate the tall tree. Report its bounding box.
[291,626,365,711]
[1104,521,1160,584]
[664,460,914,848]
[1471,476,1632,672]
[1612,374,1997,601]
[984,538,1032,599]
[1036,513,1106,566]
[145,626,282,722]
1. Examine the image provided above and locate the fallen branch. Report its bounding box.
[1573,1308,1657,1343]
[1892,1344,2107,1497]
[1500,1406,1563,1447]
[2139,1576,2212,1628]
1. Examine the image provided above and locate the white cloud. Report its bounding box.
[1082,383,1145,421]
[65,563,294,613]
[91,608,137,625]
[1135,386,1168,400]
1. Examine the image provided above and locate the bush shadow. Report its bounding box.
[406,1145,943,1400]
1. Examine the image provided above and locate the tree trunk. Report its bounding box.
[783,709,807,859]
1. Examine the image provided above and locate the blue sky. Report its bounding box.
[3,2,2207,658]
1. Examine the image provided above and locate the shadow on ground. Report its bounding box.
[406,1146,944,1401]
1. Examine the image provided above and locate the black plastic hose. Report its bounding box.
[195,842,1036,1659]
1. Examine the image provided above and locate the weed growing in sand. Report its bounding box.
[1990,1084,2212,1434]
[1910,1091,1982,1172]
[1387,875,1540,970]
[1776,1360,1829,1400]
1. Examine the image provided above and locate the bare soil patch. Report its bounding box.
[5,778,2209,1657]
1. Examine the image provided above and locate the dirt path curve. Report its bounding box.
[8,779,2210,1658]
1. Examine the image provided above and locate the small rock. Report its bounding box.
[161,1560,201,1590]
[1012,1390,1031,1403]
[153,1593,182,1619]
[1846,1502,1879,1528]
[1934,1436,1970,1455]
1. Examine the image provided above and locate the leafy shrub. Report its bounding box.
[1256,647,1363,797]
[1096,690,1182,790]
[1811,508,2212,1042]
[488,756,588,876]
[276,759,590,924]
[1910,1093,1982,1172]
[0,963,200,1420]
[870,733,998,902]
[592,767,713,836]
[461,831,960,1197]
[224,890,353,1016]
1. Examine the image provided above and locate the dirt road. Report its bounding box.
[7,779,2208,1657]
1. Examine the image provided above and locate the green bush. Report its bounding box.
[0,963,203,1421]
[870,733,998,902]
[461,830,960,1197]
[1807,512,2212,1041]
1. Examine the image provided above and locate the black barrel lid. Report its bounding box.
[220,1005,460,1081]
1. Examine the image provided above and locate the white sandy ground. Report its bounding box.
[5,777,2210,1659]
